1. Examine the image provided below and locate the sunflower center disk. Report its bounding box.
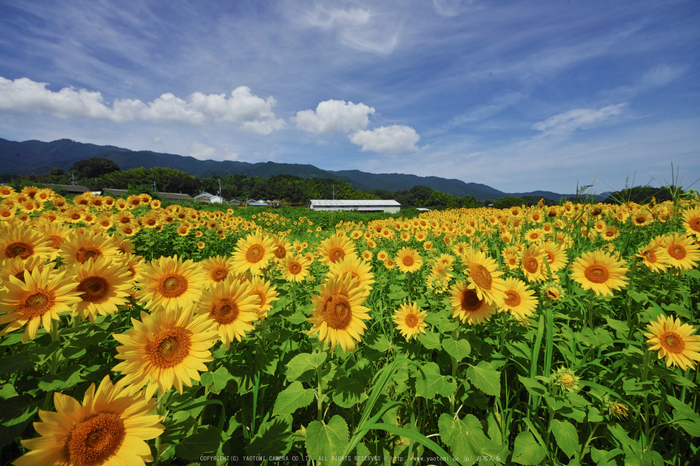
[402,256,414,267]
[212,268,228,281]
[20,291,54,317]
[7,242,32,260]
[663,333,685,353]
[78,276,109,303]
[76,247,102,264]
[524,258,538,273]
[246,245,264,263]
[472,264,492,290]
[213,299,240,324]
[65,412,126,466]
[669,246,686,260]
[159,274,188,298]
[274,247,286,259]
[329,248,345,263]
[504,291,521,307]
[149,329,192,367]
[404,313,418,328]
[324,294,352,329]
[461,289,482,312]
[584,265,609,283]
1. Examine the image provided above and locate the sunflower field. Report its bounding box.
[1,185,700,466]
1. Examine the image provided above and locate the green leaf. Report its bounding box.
[246,415,293,457]
[38,364,82,392]
[415,362,457,399]
[518,375,547,397]
[0,396,39,449]
[285,310,309,325]
[366,334,392,353]
[273,382,314,417]
[0,351,34,376]
[467,362,501,397]
[438,413,490,466]
[512,431,546,465]
[667,396,700,437]
[286,352,327,381]
[551,419,579,458]
[627,289,648,303]
[175,425,223,460]
[332,376,368,409]
[418,331,442,350]
[442,336,471,361]
[200,366,235,395]
[0,384,18,400]
[305,415,349,466]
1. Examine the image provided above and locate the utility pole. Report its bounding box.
[71,173,76,186]
[218,178,222,198]
[332,185,335,200]
[153,181,157,193]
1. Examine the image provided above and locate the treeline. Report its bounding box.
[373,185,482,209]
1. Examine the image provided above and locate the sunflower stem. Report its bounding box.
[586,289,595,330]
[154,392,166,466]
[316,339,326,422]
[449,328,459,416]
[641,348,652,451]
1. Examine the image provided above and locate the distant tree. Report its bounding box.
[71,157,121,180]
[409,185,434,207]
[457,195,481,209]
[493,196,526,209]
[373,189,394,200]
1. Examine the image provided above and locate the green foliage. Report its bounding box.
[70,157,121,180]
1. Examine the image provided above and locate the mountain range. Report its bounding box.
[0,137,589,201]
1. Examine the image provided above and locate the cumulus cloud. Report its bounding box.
[348,125,420,155]
[532,104,626,135]
[294,99,375,133]
[0,77,285,134]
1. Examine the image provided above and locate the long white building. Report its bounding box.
[308,199,401,213]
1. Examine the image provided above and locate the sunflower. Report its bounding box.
[112,305,219,399]
[661,232,700,270]
[551,367,581,393]
[0,255,54,285]
[463,248,506,306]
[571,250,628,296]
[500,277,538,321]
[13,375,164,466]
[59,228,120,266]
[249,275,280,319]
[393,302,428,341]
[72,256,134,323]
[136,255,206,313]
[200,255,236,284]
[308,274,370,352]
[520,245,547,282]
[645,315,700,371]
[0,221,54,262]
[683,206,700,239]
[395,247,423,274]
[541,241,568,273]
[283,253,311,283]
[542,282,566,302]
[119,253,145,281]
[636,236,670,273]
[196,276,260,346]
[272,235,292,261]
[318,234,356,265]
[448,281,496,325]
[0,267,82,342]
[328,254,375,295]
[231,231,276,275]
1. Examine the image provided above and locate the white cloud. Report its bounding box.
[532,104,626,135]
[349,125,420,155]
[448,92,526,127]
[189,141,216,159]
[294,99,375,133]
[0,77,285,134]
[301,5,400,55]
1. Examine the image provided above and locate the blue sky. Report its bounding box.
[1,0,698,195]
